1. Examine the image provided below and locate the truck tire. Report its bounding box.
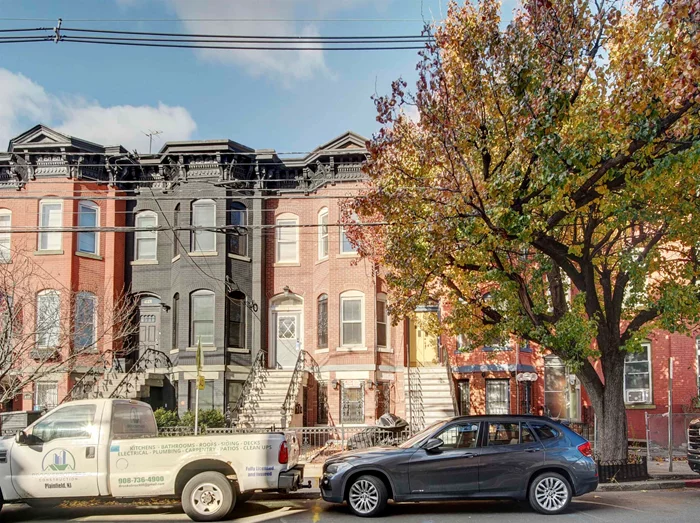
[346,474,388,517]
[528,472,572,515]
[26,499,62,509]
[182,471,236,522]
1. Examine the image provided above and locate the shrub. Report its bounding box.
[153,407,180,428]
[180,409,225,429]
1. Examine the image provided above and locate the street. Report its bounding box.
[2,490,699,523]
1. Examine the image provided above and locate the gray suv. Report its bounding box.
[321,415,598,517]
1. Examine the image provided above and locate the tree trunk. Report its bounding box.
[578,355,629,462]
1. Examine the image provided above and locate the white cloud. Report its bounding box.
[0,68,197,152]
[164,0,389,82]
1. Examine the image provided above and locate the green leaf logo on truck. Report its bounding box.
[41,449,76,472]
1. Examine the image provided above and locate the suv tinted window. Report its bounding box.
[436,423,480,449]
[529,422,559,441]
[32,404,96,443]
[488,422,520,446]
[112,403,158,439]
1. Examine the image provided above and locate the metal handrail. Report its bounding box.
[445,354,459,416]
[109,348,172,399]
[281,349,306,427]
[232,349,267,421]
[62,357,124,404]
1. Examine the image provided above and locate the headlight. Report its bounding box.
[325,462,353,475]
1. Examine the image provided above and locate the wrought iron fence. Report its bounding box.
[597,456,649,483]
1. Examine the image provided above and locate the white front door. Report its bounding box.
[275,312,301,368]
[10,403,102,498]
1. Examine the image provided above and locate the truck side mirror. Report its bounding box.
[15,430,28,445]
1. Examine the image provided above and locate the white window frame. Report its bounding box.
[36,289,60,348]
[34,381,58,411]
[340,212,359,255]
[624,341,652,404]
[0,209,11,263]
[74,291,97,350]
[318,208,329,260]
[38,199,63,251]
[276,213,299,264]
[191,290,215,346]
[135,210,158,261]
[77,201,99,255]
[376,292,389,350]
[191,199,217,253]
[340,290,364,348]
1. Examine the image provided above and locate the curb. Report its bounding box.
[596,479,700,492]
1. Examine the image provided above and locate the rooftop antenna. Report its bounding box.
[142,129,163,154]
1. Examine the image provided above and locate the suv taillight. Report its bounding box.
[578,441,593,458]
[278,441,289,464]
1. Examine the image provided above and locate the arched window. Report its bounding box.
[317,294,328,349]
[173,203,180,258]
[191,290,215,346]
[318,208,329,260]
[340,290,364,347]
[77,201,99,255]
[228,202,247,257]
[37,290,60,348]
[276,213,299,263]
[0,209,11,263]
[191,199,216,253]
[39,199,63,251]
[227,291,245,348]
[74,291,97,350]
[135,211,158,261]
[172,293,179,350]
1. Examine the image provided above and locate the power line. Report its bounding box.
[0,17,428,23]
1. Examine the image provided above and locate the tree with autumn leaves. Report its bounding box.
[348,0,700,460]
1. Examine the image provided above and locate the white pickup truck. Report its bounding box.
[0,398,304,521]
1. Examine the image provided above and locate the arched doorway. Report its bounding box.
[269,294,303,369]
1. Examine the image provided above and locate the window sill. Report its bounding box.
[228,253,251,262]
[75,251,103,261]
[131,259,158,265]
[189,251,218,257]
[0,260,11,265]
[34,250,64,256]
[186,345,217,352]
[315,348,329,354]
[625,403,656,410]
[274,262,301,267]
[316,256,329,265]
[337,346,368,352]
[169,348,179,354]
[337,253,359,259]
[377,347,393,353]
[227,347,250,353]
[172,254,181,263]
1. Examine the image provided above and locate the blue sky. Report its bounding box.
[0,0,518,153]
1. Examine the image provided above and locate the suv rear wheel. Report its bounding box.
[346,475,388,517]
[529,472,572,515]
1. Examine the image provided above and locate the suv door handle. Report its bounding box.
[463,452,478,458]
[525,447,542,453]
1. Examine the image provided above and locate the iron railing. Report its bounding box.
[445,357,459,417]
[281,349,306,427]
[110,348,172,399]
[231,349,266,423]
[62,358,125,404]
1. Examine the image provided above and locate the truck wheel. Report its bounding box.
[346,475,388,517]
[26,499,62,509]
[182,471,236,522]
[528,472,572,515]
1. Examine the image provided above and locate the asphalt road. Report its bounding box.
[2,489,699,522]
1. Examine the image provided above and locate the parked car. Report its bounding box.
[321,415,598,517]
[0,399,304,522]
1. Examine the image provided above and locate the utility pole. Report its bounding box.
[142,129,163,154]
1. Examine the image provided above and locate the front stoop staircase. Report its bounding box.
[235,368,298,428]
[406,365,457,431]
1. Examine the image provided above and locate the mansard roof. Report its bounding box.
[8,124,105,154]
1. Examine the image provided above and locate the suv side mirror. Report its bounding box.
[15,430,28,445]
[424,437,444,453]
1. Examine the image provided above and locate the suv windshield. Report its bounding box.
[399,420,446,449]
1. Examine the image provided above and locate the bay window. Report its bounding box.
[191,290,215,346]
[77,201,98,254]
[39,199,62,251]
[191,199,216,253]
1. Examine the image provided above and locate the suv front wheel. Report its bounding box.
[528,472,572,515]
[346,475,388,517]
